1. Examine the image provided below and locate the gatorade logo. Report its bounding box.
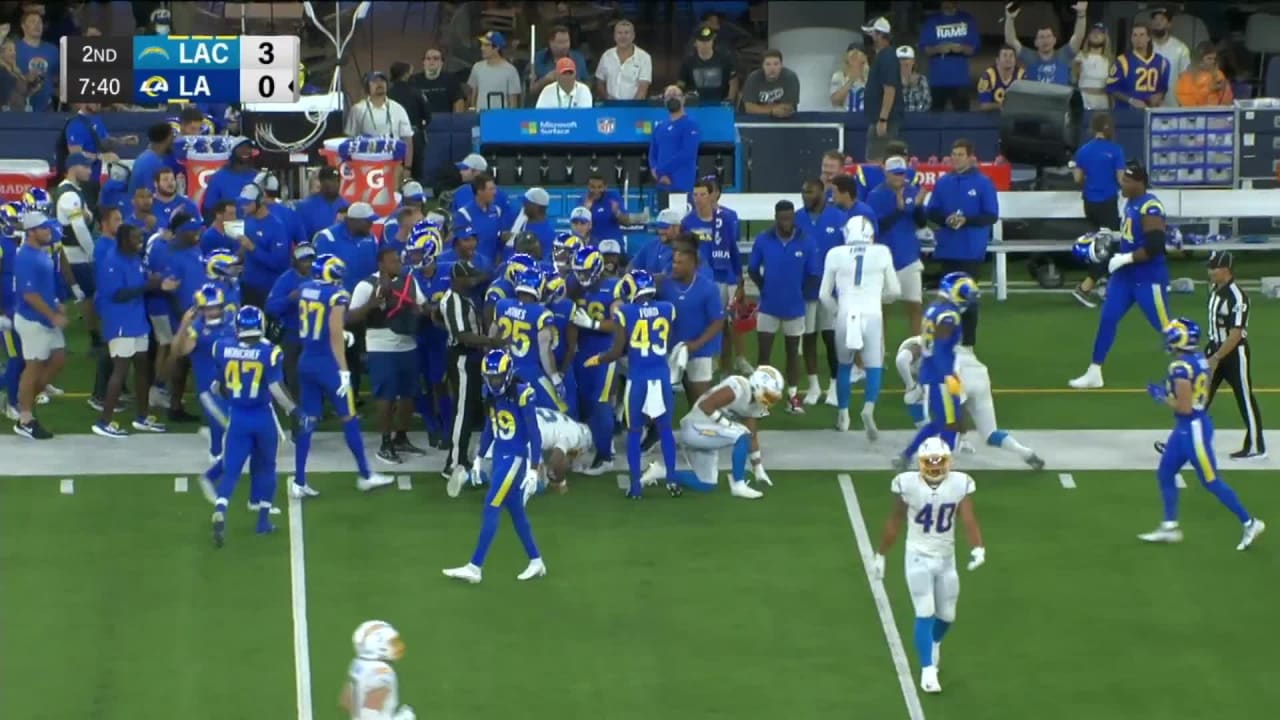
[366,167,385,190]
[197,168,217,188]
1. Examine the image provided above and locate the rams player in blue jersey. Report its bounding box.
[1069,165,1172,389]
[171,284,235,486]
[1140,318,1266,549]
[568,246,622,475]
[586,270,695,498]
[206,306,305,546]
[293,254,393,497]
[407,233,454,449]
[541,267,578,419]
[492,267,567,412]
[483,252,533,322]
[443,349,547,584]
[893,273,978,470]
[551,232,583,276]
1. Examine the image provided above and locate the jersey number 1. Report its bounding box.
[852,255,864,286]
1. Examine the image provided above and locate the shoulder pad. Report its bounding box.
[1168,359,1194,380]
[270,345,283,365]
[517,385,535,406]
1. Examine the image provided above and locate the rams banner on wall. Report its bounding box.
[479,106,737,146]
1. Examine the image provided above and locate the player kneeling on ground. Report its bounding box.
[639,365,783,499]
[342,620,417,720]
[873,437,985,695]
[462,406,594,499]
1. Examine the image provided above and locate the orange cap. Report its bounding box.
[555,57,576,75]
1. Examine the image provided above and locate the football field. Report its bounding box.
[2,288,1278,719]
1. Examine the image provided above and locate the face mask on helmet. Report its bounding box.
[917,438,952,484]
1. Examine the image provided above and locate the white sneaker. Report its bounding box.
[933,642,942,670]
[835,409,850,432]
[802,386,821,405]
[823,385,838,407]
[35,392,49,405]
[517,558,547,581]
[1068,364,1104,389]
[248,502,282,515]
[1237,518,1266,551]
[356,472,394,492]
[1138,521,1183,544]
[443,563,483,584]
[920,665,941,694]
[42,384,65,397]
[289,483,320,499]
[639,461,666,487]
[729,480,763,499]
[4,405,17,421]
[860,405,878,442]
[445,466,467,498]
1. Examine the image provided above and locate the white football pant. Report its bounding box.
[905,550,960,621]
[956,356,997,442]
[835,306,884,368]
[677,415,750,485]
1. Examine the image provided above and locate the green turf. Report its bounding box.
[5,470,1277,718]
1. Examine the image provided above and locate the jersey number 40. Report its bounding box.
[915,502,956,533]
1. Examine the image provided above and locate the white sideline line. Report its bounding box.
[287,496,314,720]
[59,478,74,495]
[396,475,413,491]
[836,474,927,720]
[174,476,188,493]
[1175,473,1187,489]
[1058,473,1076,489]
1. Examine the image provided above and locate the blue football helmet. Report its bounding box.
[1072,232,1111,265]
[541,268,567,304]
[205,251,241,279]
[553,232,583,265]
[572,246,604,286]
[1164,317,1200,352]
[0,201,21,236]
[194,282,227,325]
[481,348,515,395]
[235,305,266,340]
[312,254,346,284]
[938,272,979,310]
[21,187,50,213]
[514,267,543,298]
[503,252,535,283]
[628,269,657,301]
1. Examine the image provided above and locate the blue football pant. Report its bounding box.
[1091,279,1170,365]
[469,455,541,567]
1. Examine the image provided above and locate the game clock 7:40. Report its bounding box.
[68,73,126,104]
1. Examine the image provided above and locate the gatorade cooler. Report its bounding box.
[0,160,54,201]
[175,136,238,211]
[320,136,405,218]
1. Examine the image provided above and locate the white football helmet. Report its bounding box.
[748,365,784,406]
[917,437,952,485]
[843,215,876,245]
[352,620,405,662]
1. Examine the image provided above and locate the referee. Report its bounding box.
[1205,250,1266,459]
[1070,113,1125,308]
[439,260,501,482]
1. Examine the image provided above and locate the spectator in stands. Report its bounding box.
[1150,7,1190,105]
[680,25,737,105]
[296,166,349,243]
[1176,42,1233,107]
[0,37,38,110]
[1072,23,1113,110]
[596,19,653,101]
[897,47,931,113]
[829,46,868,112]
[1107,23,1171,110]
[1070,113,1125,308]
[977,45,1026,111]
[531,25,588,99]
[742,49,799,118]
[15,10,55,111]
[345,71,415,175]
[926,138,997,347]
[410,47,466,114]
[388,61,431,181]
[468,32,522,110]
[862,17,901,162]
[200,138,259,217]
[919,0,978,111]
[128,122,175,199]
[535,57,593,109]
[649,86,700,198]
[1004,1,1088,85]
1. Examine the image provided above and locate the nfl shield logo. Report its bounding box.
[597,117,616,135]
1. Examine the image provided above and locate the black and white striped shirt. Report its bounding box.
[439,288,481,350]
[1207,280,1249,350]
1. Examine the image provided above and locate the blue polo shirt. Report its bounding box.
[866,181,926,271]
[580,190,625,241]
[95,247,149,339]
[450,184,512,216]
[455,200,509,262]
[154,194,201,229]
[167,243,208,313]
[200,226,237,256]
[296,193,350,243]
[648,113,701,193]
[266,268,309,342]
[748,227,815,319]
[1073,137,1126,203]
[659,271,723,359]
[796,204,846,300]
[129,149,167,197]
[240,213,291,292]
[15,244,59,326]
[683,208,740,284]
[201,165,258,216]
[268,202,306,249]
[63,112,109,178]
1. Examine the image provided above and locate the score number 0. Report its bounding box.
[239,36,299,104]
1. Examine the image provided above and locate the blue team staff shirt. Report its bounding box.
[581,190,626,241]
[240,213,291,292]
[795,204,846,300]
[154,194,201,229]
[200,226,237,256]
[267,202,307,249]
[455,200,510,263]
[450,184,511,216]
[0,235,16,315]
[856,164,920,203]
[919,10,978,88]
[128,149,166,197]
[925,167,999,262]
[648,113,701,193]
[14,244,59,326]
[312,224,379,292]
[866,181,925,271]
[201,166,258,216]
[683,208,741,284]
[1018,46,1075,86]
[748,227,814,319]
[659,271,723,359]
[94,246,150,339]
[296,193,350,243]
[1073,138,1126,203]
[266,269,309,343]
[167,242,209,313]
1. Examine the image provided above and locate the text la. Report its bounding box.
[174,75,211,97]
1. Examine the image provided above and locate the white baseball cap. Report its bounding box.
[655,208,684,229]
[524,187,550,207]
[895,45,915,59]
[569,206,592,223]
[861,16,891,34]
[455,153,488,172]
[885,156,909,175]
[347,202,376,220]
[597,238,623,254]
[401,181,426,202]
[21,211,55,231]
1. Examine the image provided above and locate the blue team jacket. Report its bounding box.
[648,113,700,193]
[925,167,999,262]
[313,223,378,292]
[266,268,309,342]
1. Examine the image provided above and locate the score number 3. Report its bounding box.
[238,35,300,104]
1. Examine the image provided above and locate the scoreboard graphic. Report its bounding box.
[59,35,300,106]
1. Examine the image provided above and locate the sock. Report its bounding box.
[209,423,225,459]
[992,431,1032,458]
[907,403,926,425]
[469,504,502,567]
[807,374,820,392]
[655,415,678,476]
[343,418,371,477]
[394,431,408,444]
[836,363,852,411]
[507,499,541,559]
[902,421,942,460]
[913,617,935,668]
[669,469,716,491]
[214,497,228,512]
[380,432,392,448]
[864,367,883,404]
[294,430,312,486]
[1091,313,1120,365]
[932,618,952,643]
[92,349,111,400]
[787,385,797,400]
[822,330,838,378]
[626,429,643,495]
[731,433,750,482]
[588,403,614,460]
[1157,468,1180,522]
[4,357,22,407]
[1204,477,1251,524]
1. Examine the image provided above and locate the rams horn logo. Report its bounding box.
[139,76,169,98]
[139,46,170,60]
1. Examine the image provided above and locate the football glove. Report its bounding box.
[903,383,922,405]
[0,315,11,333]
[1107,251,1134,274]
[570,305,599,330]
[337,370,352,398]
[343,330,355,347]
[470,455,484,483]
[871,553,886,581]
[967,546,986,571]
[1146,382,1169,403]
[520,466,540,497]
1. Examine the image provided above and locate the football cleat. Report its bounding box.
[357,472,395,492]
[1025,453,1046,471]
[442,563,483,584]
[289,483,320,499]
[583,457,614,476]
[920,666,941,694]
[1138,522,1183,544]
[516,558,547,581]
[1068,365,1104,389]
[823,384,838,407]
[1237,518,1266,551]
[861,405,878,442]
[212,510,226,548]
[729,481,763,500]
[639,461,665,487]
[802,385,821,405]
[835,409,850,432]
[666,481,683,498]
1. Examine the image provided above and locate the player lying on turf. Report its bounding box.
[342,620,416,720]
[637,365,784,500]
[873,437,985,695]
[1140,318,1265,550]
[895,336,1044,469]
[460,406,595,499]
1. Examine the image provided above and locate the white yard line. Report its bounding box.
[59,478,74,495]
[1058,473,1076,489]
[836,474,927,720]
[174,476,189,493]
[287,496,314,720]
[396,475,413,491]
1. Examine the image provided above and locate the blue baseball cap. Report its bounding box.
[453,224,476,239]
[175,216,203,234]
[479,31,506,50]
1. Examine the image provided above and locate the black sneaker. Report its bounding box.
[1070,286,1098,309]
[168,408,199,423]
[376,445,403,465]
[1230,448,1269,460]
[87,396,105,412]
[394,437,427,456]
[1153,441,1166,455]
[14,419,53,440]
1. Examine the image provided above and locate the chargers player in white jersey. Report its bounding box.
[895,336,1045,469]
[534,406,595,492]
[638,365,783,499]
[819,215,900,438]
[873,437,985,695]
[341,620,416,720]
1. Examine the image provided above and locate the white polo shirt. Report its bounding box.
[535,80,594,109]
[594,45,653,99]
[344,98,414,140]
